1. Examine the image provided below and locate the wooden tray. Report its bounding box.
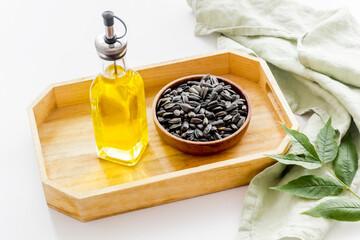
[28,50,298,222]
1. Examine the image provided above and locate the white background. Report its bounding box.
[1,0,360,239]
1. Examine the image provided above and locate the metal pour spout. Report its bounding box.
[102,11,117,74]
[102,11,116,44]
[94,11,128,63]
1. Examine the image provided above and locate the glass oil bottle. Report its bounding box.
[91,11,148,166]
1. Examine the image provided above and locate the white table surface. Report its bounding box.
[1,0,359,239]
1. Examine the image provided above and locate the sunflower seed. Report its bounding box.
[195,129,204,138]
[232,113,241,123]
[157,110,166,116]
[185,129,194,136]
[229,109,239,116]
[190,118,202,124]
[239,110,248,116]
[231,95,239,101]
[189,87,199,95]
[163,88,171,96]
[184,86,190,92]
[212,106,223,112]
[221,90,232,100]
[212,120,225,126]
[216,111,227,117]
[170,105,180,111]
[228,89,236,94]
[172,96,182,102]
[237,117,245,128]
[169,118,181,124]
[163,112,173,118]
[164,103,175,110]
[206,112,215,119]
[194,85,202,93]
[203,117,209,126]
[189,94,201,101]
[197,124,204,130]
[207,100,218,109]
[201,87,208,99]
[189,101,200,107]
[225,128,233,134]
[181,121,189,131]
[188,111,196,118]
[226,103,238,111]
[223,115,233,122]
[188,80,200,85]
[201,73,210,81]
[172,133,181,138]
[160,99,171,108]
[182,94,189,103]
[210,76,219,85]
[233,99,245,105]
[156,100,162,109]
[194,104,201,113]
[203,83,213,88]
[210,92,218,101]
[213,85,224,93]
[204,124,212,135]
[169,123,181,130]
[180,103,194,112]
[196,113,205,119]
[174,109,181,117]
[200,101,208,108]
[214,132,222,140]
[198,138,208,142]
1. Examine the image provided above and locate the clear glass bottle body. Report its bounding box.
[90,57,148,166]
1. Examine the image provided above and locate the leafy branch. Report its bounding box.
[266,118,360,222]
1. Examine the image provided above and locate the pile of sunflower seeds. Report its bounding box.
[156,74,248,142]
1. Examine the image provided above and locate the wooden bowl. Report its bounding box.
[152,74,251,155]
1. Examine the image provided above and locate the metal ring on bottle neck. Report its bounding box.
[95,33,127,61]
[98,48,127,61]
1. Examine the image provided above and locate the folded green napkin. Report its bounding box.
[187,0,360,239]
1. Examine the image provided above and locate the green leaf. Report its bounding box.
[271,175,344,199]
[316,118,338,163]
[266,154,321,169]
[281,124,319,160]
[334,134,358,186]
[303,197,360,221]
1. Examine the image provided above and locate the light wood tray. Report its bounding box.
[28,50,298,221]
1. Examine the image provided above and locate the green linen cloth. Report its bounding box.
[187,0,360,239]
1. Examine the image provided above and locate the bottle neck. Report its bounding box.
[99,56,128,79]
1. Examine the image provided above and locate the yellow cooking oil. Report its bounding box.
[90,63,148,166]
